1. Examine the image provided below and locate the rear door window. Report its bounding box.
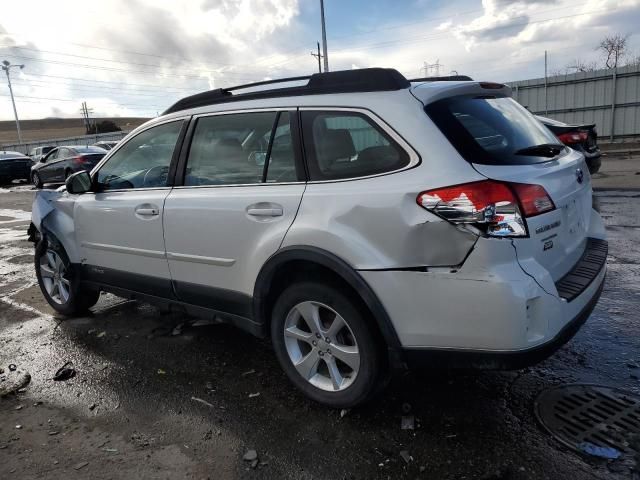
[301,111,409,181]
[425,95,565,165]
[184,111,298,186]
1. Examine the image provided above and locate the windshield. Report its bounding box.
[425,95,565,165]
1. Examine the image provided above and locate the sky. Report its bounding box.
[1,0,639,121]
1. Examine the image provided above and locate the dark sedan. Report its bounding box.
[31,146,107,189]
[536,115,601,174]
[0,151,33,185]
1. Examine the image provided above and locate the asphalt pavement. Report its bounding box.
[1,159,639,479]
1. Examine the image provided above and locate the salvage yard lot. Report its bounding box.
[1,154,639,479]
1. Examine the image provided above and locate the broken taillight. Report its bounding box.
[416,180,555,237]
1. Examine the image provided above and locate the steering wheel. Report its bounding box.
[142,165,169,187]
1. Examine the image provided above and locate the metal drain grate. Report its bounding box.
[535,384,640,458]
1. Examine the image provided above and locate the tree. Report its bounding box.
[597,33,628,69]
[86,120,122,134]
[565,58,597,73]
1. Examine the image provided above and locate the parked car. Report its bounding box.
[29,69,607,407]
[536,115,601,174]
[28,145,55,163]
[0,150,33,185]
[31,146,107,188]
[92,140,119,151]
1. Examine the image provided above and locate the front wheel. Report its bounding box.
[271,282,384,408]
[35,238,100,315]
[32,172,42,189]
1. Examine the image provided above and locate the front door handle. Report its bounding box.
[247,207,283,217]
[135,205,159,216]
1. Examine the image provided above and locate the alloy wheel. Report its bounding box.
[39,250,70,304]
[283,301,360,392]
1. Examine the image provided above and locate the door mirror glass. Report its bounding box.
[66,170,92,194]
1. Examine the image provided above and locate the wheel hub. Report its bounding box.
[39,249,70,305]
[283,300,360,392]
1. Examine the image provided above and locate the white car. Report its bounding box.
[29,68,607,408]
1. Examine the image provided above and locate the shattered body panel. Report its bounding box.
[31,188,80,262]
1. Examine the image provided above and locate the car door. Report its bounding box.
[163,110,305,317]
[39,148,59,182]
[74,119,187,297]
[52,148,71,181]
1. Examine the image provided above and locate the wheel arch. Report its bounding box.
[253,246,403,358]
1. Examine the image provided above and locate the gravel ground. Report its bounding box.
[1,164,639,479]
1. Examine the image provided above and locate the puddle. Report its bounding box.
[0,209,32,224]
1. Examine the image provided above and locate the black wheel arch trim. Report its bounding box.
[253,245,402,350]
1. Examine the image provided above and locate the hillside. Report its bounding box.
[0,117,150,145]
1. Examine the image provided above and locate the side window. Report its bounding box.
[96,121,183,191]
[185,111,296,186]
[45,149,58,162]
[265,112,296,183]
[301,111,409,181]
[57,148,69,159]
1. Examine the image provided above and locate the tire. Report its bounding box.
[271,282,383,408]
[32,172,42,189]
[64,169,72,180]
[35,237,100,315]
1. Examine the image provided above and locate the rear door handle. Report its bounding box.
[247,207,283,217]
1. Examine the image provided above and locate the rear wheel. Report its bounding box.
[64,169,72,180]
[32,172,42,189]
[35,238,100,315]
[271,282,383,408]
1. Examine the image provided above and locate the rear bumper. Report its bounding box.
[0,163,31,180]
[403,270,604,370]
[361,229,607,369]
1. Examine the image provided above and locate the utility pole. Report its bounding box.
[311,42,323,73]
[544,50,548,115]
[2,60,24,148]
[319,0,329,72]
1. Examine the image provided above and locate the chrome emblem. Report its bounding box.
[575,168,584,184]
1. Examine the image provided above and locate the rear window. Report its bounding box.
[301,111,409,181]
[75,146,108,154]
[425,95,565,165]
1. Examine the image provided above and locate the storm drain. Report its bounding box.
[535,384,640,458]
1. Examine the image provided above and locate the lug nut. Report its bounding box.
[327,349,332,355]
[325,337,331,343]
[318,351,324,357]
[315,333,321,339]
[312,341,317,346]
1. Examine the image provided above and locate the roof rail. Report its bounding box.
[409,75,473,82]
[163,68,411,115]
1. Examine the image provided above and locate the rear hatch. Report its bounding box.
[424,89,592,282]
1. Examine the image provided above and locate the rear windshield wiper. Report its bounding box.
[514,144,563,158]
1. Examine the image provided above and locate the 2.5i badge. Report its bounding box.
[543,240,554,251]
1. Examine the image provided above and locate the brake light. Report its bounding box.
[417,180,555,237]
[557,131,588,144]
[73,155,88,165]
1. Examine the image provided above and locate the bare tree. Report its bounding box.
[565,58,597,73]
[598,33,628,69]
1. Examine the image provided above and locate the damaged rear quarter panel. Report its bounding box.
[282,171,480,269]
[32,189,80,262]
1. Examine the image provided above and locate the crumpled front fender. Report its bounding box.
[31,188,80,263]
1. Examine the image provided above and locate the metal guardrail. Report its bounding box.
[1,130,130,154]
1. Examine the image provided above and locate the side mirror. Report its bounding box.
[66,170,92,194]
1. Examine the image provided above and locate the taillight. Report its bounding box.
[73,155,87,165]
[557,131,588,144]
[417,180,555,237]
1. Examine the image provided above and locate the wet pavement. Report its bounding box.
[0,180,639,479]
